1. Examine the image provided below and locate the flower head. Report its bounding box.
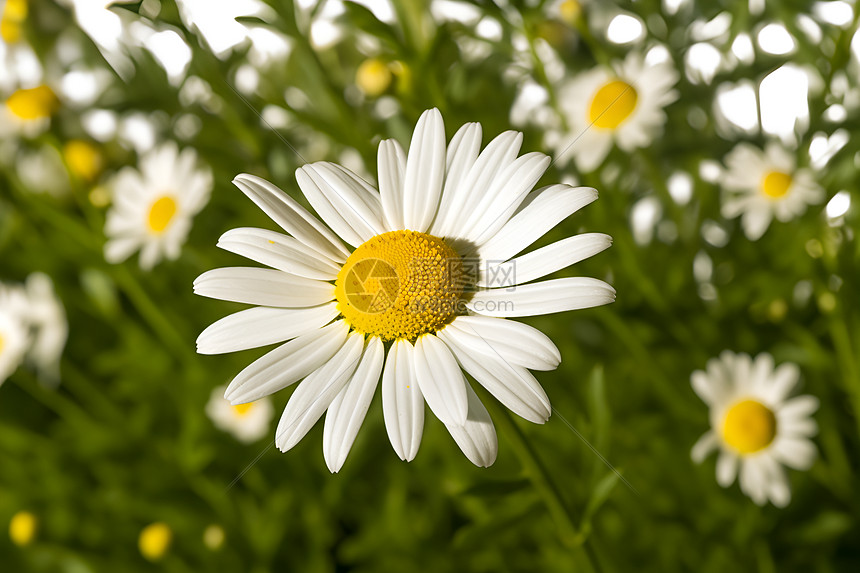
[0,285,29,387]
[104,142,212,270]
[551,53,678,172]
[195,108,614,471]
[8,510,37,546]
[721,142,824,240]
[205,384,273,443]
[691,351,819,507]
[138,522,172,562]
[0,84,58,139]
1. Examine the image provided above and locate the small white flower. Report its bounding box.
[22,273,67,385]
[721,142,824,240]
[0,288,29,386]
[691,351,819,507]
[550,53,678,172]
[205,384,274,444]
[104,142,212,270]
[195,108,615,472]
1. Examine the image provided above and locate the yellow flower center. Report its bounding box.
[1,0,27,44]
[9,511,37,547]
[63,140,103,181]
[232,403,254,417]
[721,399,777,455]
[6,85,58,121]
[147,196,177,234]
[139,522,172,562]
[760,171,792,199]
[559,0,582,24]
[589,80,638,129]
[335,230,465,341]
[0,333,5,355]
[356,58,392,97]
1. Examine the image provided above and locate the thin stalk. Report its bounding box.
[487,399,600,572]
[112,265,194,365]
[829,315,860,440]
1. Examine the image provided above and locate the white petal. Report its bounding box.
[444,384,498,467]
[138,241,162,271]
[322,337,384,472]
[572,131,613,173]
[225,320,349,403]
[446,315,560,371]
[196,303,339,355]
[296,163,384,247]
[275,332,365,452]
[378,138,407,231]
[467,277,616,317]
[413,334,468,426]
[217,227,341,280]
[771,436,817,470]
[434,130,522,238]
[104,236,140,264]
[743,457,772,505]
[691,370,721,406]
[691,431,718,463]
[477,185,599,261]
[765,362,800,403]
[462,152,551,244]
[716,450,738,487]
[381,339,424,461]
[402,108,446,232]
[232,174,349,262]
[759,454,791,507]
[432,122,481,235]
[193,267,335,307]
[749,352,775,393]
[742,205,773,241]
[438,329,550,423]
[478,233,612,287]
[777,395,819,420]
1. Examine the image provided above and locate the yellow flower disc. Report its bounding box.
[232,403,253,416]
[356,58,392,97]
[6,85,58,121]
[147,196,177,234]
[335,230,465,341]
[589,80,638,130]
[760,171,792,199]
[0,0,28,44]
[559,0,582,25]
[721,399,777,454]
[139,522,172,562]
[9,511,37,547]
[64,140,103,181]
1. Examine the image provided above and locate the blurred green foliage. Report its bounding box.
[1,0,859,571]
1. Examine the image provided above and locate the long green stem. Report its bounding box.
[829,315,860,440]
[486,399,600,572]
[112,266,194,365]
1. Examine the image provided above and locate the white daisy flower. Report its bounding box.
[720,142,824,240]
[21,273,67,385]
[551,53,678,172]
[205,385,274,444]
[0,289,29,387]
[691,351,819,507]
[195,108,615,472]
[104,142,213,270]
